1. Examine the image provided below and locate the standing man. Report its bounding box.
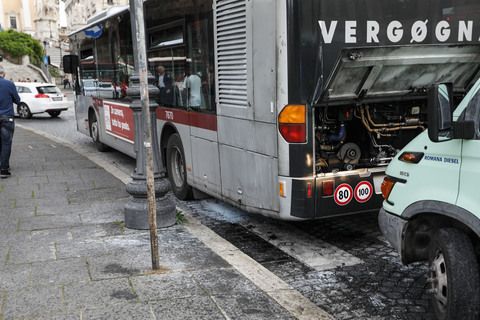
[184,64,202,108]
[155,65,173,106]
[0,66,21,178]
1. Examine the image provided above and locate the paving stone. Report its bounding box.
[35,203,94,216]
[3,284,64,318]
[132,272,204,302]
[56,238,110,259]
[0,218,19,232]
[150,296,225,320]
[213,291,294,320]
[67,188,128,204]
[30,258,90,286]
[0,231,31,247]
[19,214,82,231]
[8,242,56,264]
[0,263,31,290]
[80,302,153,320]
[30,228,74,243]
[63,278,135,309]
[192,267,258,296]
[46,175,86,185]
[0,246,8,265]
[17,176,49,186]
[80,210,124,225]
[68,223,127,240]
[87,251,151,281]
[29,312,80,320]
[2,207,36,218]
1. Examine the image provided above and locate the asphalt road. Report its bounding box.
[15,91,434,319]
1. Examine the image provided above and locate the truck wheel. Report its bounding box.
[17,103,32,119]
[166,133,192,200]
[428,228,480,320]
[89,112,108,152]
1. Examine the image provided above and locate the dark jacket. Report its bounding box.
[0,77,20,117]
[157,73,174,106]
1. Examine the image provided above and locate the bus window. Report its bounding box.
[146,2,215,113]
[77,14,134,100]
[148,21,187,108]
[185,15,215,113]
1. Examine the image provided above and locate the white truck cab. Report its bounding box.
[379,79,480,320]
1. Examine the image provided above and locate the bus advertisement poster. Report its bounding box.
[103,101,135,144]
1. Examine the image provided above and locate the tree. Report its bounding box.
[0,30,44,66]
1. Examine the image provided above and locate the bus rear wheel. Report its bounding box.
[427,228,480,320]
[166,133,192,200]
[89,112,108,152]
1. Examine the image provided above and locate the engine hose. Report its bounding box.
[360,108,425,135]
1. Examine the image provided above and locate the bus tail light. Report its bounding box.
[307,182,313,198]
[322,180,334,196]
[278,105,306,143]
[381,177,396,200]
[279,181,286,198]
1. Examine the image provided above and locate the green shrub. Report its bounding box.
[0,30,43,66]
[49,65,60,78]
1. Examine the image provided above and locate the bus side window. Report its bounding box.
[185,15,215,113]
[147,13,216,113]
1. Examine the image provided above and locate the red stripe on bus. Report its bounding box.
[156,107,217,131]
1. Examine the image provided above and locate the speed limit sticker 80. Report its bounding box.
[334,183,354,206]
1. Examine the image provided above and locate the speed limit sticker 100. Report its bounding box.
[334,183,354,206]
[354,181,373,203]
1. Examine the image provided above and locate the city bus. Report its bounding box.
[66,0,480,220]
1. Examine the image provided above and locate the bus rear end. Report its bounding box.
[277,0,480,219]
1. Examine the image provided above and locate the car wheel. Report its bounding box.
[166,133,192,200]
[48,111,61,118]
[89,112,108,152]
[427,228,480,320]
[17,103,32,119]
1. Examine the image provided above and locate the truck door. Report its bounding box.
[457,87,480,216]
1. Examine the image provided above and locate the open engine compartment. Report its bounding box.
[314,101,428,173]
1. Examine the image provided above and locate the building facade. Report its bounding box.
[0,0,35,35]
[0,0,63,44]
[64,0,128,34]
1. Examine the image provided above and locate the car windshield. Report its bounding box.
[37,86,61,94]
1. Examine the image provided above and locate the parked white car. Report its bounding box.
[14,82,70,119]
[81,79,116,99]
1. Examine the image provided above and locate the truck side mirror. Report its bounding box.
[428,83,454,142]
[63,55,79,74]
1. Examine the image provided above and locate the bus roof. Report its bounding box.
[68,5,129,37]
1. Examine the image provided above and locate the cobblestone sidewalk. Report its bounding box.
[0,128,295,319]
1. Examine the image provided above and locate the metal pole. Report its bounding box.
[129,0,159,270]
[59,41,63,69]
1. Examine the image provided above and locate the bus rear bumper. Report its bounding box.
[280,170,386,220]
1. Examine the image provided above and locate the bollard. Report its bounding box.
[124,73,176,230]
